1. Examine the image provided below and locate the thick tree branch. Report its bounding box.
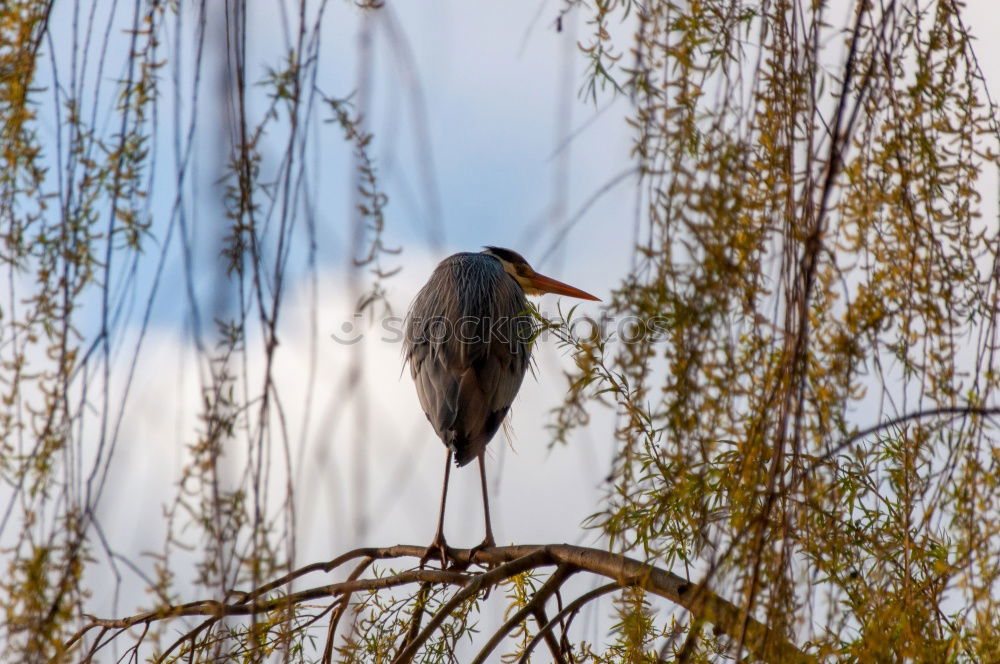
[61,543,815,664]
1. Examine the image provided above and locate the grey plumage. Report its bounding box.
[405,252,534,466]
[405,247,596,566]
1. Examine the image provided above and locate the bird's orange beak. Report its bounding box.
[524,272,601,301]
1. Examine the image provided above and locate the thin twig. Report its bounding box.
[391,549,553,664]
[530,605,568,664]
[519,583,619,663]
[399,582,433,656]
[470,565,575,664]
[156,616,217,664]
[322,556,373,664]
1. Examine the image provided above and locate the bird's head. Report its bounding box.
[482,247,600,301]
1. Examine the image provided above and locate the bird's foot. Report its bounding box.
[469,534,496,564]
[419,533,452,569]
[469,535,497,598]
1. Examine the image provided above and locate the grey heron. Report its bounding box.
[404,247,599,567]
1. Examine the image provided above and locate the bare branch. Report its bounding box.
[470,564,575,664]
[322,557,373,664]
[63,544,814,664]
[520,582,620,663]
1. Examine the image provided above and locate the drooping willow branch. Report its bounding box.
[60,543,816,663]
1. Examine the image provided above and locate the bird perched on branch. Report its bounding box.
[404,247,599,567]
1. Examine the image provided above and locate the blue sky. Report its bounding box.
[32,0,635,337]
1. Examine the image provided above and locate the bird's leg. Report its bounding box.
[470,454,496,562]
[420,450,453,569]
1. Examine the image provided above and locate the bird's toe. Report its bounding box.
[419,534,451,570]
[469,535,496,563]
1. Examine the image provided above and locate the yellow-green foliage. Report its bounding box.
[551,0,1000,661]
